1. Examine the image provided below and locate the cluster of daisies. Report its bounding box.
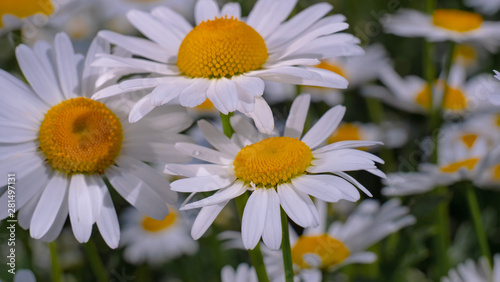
[1,0,500,281]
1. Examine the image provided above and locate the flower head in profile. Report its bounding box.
[382,9,500,51]
[0,33,192,248]
[0,0,55,35]
[120,207,198,265]
[92,0,363,134]
[165,94,384,250]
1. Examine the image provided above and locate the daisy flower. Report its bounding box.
[0,0,56,35]
[382,9,500,51]
[362,62,499,116]
[91,0,363,134]
[120,206,198,265]
[328,121,408,149]
[383,123,500,196]
[0,33,193,248]
[442,254,500,282]
[220,199,415,281]
[464,0,500,16]
[165,93,384,250]
[221,263,258,282]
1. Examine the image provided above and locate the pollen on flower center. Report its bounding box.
[233,137,313,188]
[0,0,54,28]
[141,212,177,232]
[291,234,350,269]
[177,16,268,79]
[38,97,123,175]
[432,9,483,32]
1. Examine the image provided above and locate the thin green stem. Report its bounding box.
[433,186,450,278]
[222,113,269,282]
[280,208,294,282]
[465,182,492,265]
[83,239,108,282]
[48,242,63,282]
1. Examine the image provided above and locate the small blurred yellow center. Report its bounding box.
[432,9,483,32]
[454,44,477,65]
[177,16,268,79]
[0,0,53,28]
[495,114,500,127]
[328,123,362,143]
[291,235,350,269]
[39,97,123,175]
[415,84,467,110]
[193,99,216,112]
[316,61,347,78]
[440,157,479,173]
[141,212,177,232]
[493,164,500,181]
[233,137,312,187]
[461,134,477,149]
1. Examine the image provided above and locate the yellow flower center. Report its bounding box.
[461,134,477,149]
[291,234,350,269]
[328,123,362,144]
[141,212,177,232]
[177,16,268,79]
[233,137,313,188]
[315,61,347,79]
[414,84,467,111]
[38,97,123,175]
[192,99,216,112]
[432,9,483,32]
[495,114,500,127]
[453,44,477,65]
[440,157,479,173]
[0,0,53,28]
[493,164,500,181]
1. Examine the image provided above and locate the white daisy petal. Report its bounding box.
[191,200,229,240]
[220,2,241,19]
[198,120,240,155]
[82,36,110,96]
[215,78,239,113]
[195,0,220,25]
[284,93,310,139]
[151,7,193,36]
[242,188,268,249]
[182,182,246,210]
[54,33,79,99]
[30,174,68,239]
[150,78,191,106]
[251,0,298,38]
[230,115,260,142]
[18,190,42,229]
[96,187,120,249]
[106,166,169,220]
[39,195,69,242]
[301,105,346,149]
[334,171,373,197]
[245,96,274,134]
[313,141,383,154]
[0,121,38,143]
[129,94,156,123]
[277,183,319,227]
[261,188,282,250]
[233,76,265,97]
[175,142,234,164]
[291,175,343,203]
[68,174,94,243]
[92,54,179,76]
[165,163,230,177]
[171,175,235,192]
[16,44,63,105]
[179,79,210,108]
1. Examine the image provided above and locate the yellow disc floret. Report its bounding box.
[233,137,313,188]
[440,157,479,173]
[38,97,123,175]
[432,9,483,33]
[0,0,53,28]
[291,234,350,269]
[141,212,177,232]
[177,16,268,79]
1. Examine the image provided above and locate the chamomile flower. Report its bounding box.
[0,0,56,35]
[0,33,192,248]
[120,207,198,265]
[91,0,363,134]
[382,9,500,51]
[442,255,500,282]
[383,124,500,196]
[165,94,384,250]
[363,62,499,116]
[221,263,258,282]
[465,0,500,16]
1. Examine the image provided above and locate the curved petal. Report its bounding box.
[284,93,310,139]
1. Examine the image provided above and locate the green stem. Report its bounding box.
[280,208,294,282]
[465,182,492,265]
[49,242,63,282]
[222,112,269,282]
[83,239,108,282]
[433,186,450,278]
